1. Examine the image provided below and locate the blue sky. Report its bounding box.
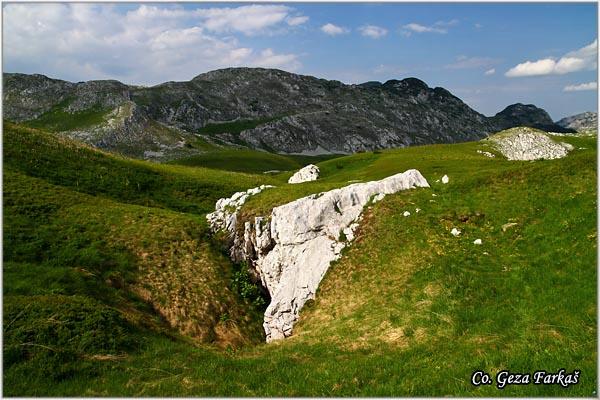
[3,2,597,119]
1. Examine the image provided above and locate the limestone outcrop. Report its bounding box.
[207,169,430,342]
[488,127,573,161]
[206,184,275,241]
[288,164,320,184]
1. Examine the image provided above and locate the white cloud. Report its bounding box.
[3,4,304,84]
[320,23,349,36]
[286,15,309,26]
[506,40,597,77]
[475,23,483,29]
[485,68,495,76]
[402,23,446,35]
[358,25,388,39]
[402,19,457,36]
[194,5,298,35]
[564,81,597,92]
[250,48,301,71]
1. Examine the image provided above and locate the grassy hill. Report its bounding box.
[3,122,596,396]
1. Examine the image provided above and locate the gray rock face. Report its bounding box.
[288,164,320,184]
[208,169,430,342]
[488,127,573,161]
[490,103,574,133]
[3,68,565,159]
[556,112,598,132]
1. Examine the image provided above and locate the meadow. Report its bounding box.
[3,122,596,396]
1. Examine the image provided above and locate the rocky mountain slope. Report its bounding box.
[3,68,573,159]
[556,111,598,132]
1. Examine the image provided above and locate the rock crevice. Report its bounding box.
[207,169,430,341]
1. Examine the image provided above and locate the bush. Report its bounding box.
[231,263,267,309]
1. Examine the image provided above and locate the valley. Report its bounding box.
[3,118,596,396]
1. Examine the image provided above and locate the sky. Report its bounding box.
[2,2,598,120]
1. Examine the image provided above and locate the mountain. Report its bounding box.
[490,103,575,133]
[556,111,598,132]
[2,68,572,159]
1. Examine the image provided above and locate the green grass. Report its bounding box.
[22,99,109,132]
[4,122,279,214]
[3,122,596,396]
[170,148,341,173]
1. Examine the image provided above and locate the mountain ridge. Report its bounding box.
[3,68,574,159]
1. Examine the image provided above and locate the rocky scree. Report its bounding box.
[207,169,430,341]
[486,127,574,161]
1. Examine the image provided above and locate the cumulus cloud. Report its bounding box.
[358,25,388,39]
[564,81,597,92]
[3,3,304,84]
[505,40,597,77]
[320,23,349,36]
[485,68,496,76]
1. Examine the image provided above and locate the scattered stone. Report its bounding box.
[501,222,518,232]
[451,228,461,237]
[208,169,430,342]
[372,193,386,203]
[288,164,320,184]
[473,238,482,245]
[403,211,411,217]
[415,208,421,213]
[432,193,437,197]
[477,149,495,158]
[442,175,449,184]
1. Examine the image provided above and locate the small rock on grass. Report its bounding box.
[501,222,518,232]
[473,238,482,245]
[451,228,461,236]
[442,175,449,184]
[403,211,411,217]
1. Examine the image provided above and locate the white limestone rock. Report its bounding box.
[206,184,275,239]
[473,238,482,245]
[403,211,411,217]
[489,128,572,161]
[288,164,320,184]
[372,193,386,203]
[209,169,430,342]
[441,175,449,184]
[451,228,461,237]
[477,149,495,158]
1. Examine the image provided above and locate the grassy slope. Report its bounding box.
[170,148,340,173]
[3,123,285,395]
[3,123,596,396]
[23,99,110,132]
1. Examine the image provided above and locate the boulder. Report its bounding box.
[288,164,320,184]
[488,128,572,161]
